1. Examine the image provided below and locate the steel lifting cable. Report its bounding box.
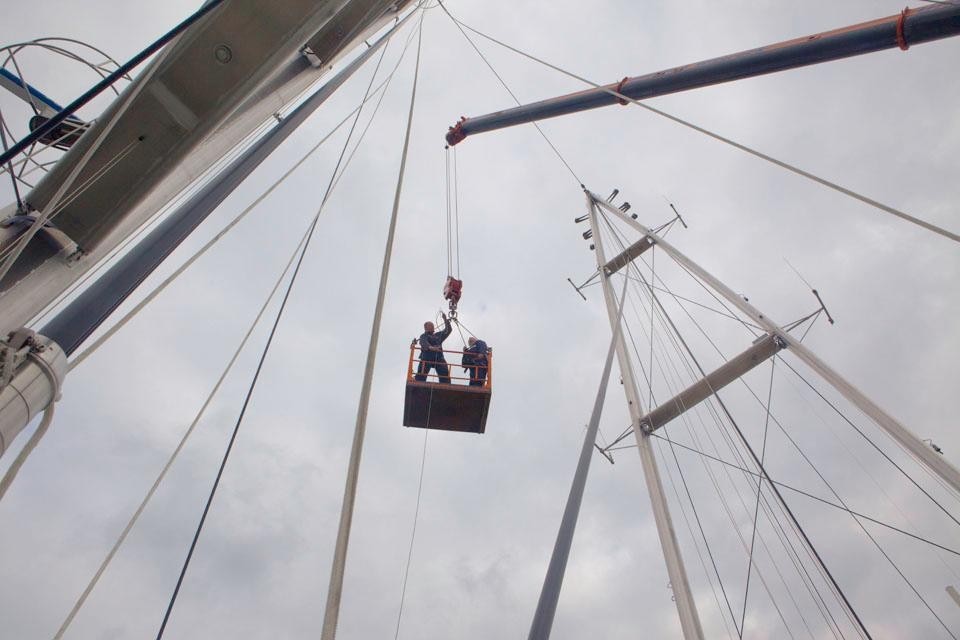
[452,145,461,278]
[441,5,960,245]
[444,145,453,275]
[442,144,462,279]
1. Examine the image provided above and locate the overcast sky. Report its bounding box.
[1,1,959,638]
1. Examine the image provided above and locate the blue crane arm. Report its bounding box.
[446,4,960,145]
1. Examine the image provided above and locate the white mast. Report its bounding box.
[591,195,960,497]
[585,192,706,639]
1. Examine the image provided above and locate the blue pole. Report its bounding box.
[446,4,960,145]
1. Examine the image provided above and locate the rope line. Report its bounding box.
[740,359,777,638]
[68,57,407,370]
[155,20,407,637]
[597,210,869,638]
[320,14,425,639]
[444,10,960,244]
[394,431,429,639]
[52,222,307,640]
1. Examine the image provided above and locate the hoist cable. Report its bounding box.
[437,1,584,187]
[443,9,960,245]
[155,22,405,638]
[453,145,461,278]
[444,145,452,274]
[321,14,425,640]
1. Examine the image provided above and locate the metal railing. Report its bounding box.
[406,342,492,390]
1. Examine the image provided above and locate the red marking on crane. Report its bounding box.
[615,77,630,105]
[896,7,911,51]
[446,117,467,146]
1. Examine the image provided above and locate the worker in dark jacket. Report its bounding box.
[462,336,489,387]
[415,314,452,383]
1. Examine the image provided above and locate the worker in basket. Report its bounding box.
[415,313,452,384]
[461,336,489,387]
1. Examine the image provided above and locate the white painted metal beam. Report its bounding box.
[591,194,960,496]
[586,193,705,640]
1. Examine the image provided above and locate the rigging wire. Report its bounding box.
[625,276,821,639]
[604,228,810,637]
[604,212,958,635]
[55,26,414,637]
[596,212,866,638]
[653,434,738,640]
[27,116,276,328]
[453,144,461,278]
[636,433,960,560]
[441,7,960,245]
[593,217,802,635]
[52,221,305,640]
[437,1,584,187]
[777,356,960,530]
[154,21,408,637]
[67,58,408,370]
[740,360,777,638]
[394,431,429,639]
[321,14,425,640]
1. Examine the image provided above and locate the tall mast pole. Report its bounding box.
[585,192,705,639]
[591,195,960,497]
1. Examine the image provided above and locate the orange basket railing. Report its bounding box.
[407,341,492,390]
